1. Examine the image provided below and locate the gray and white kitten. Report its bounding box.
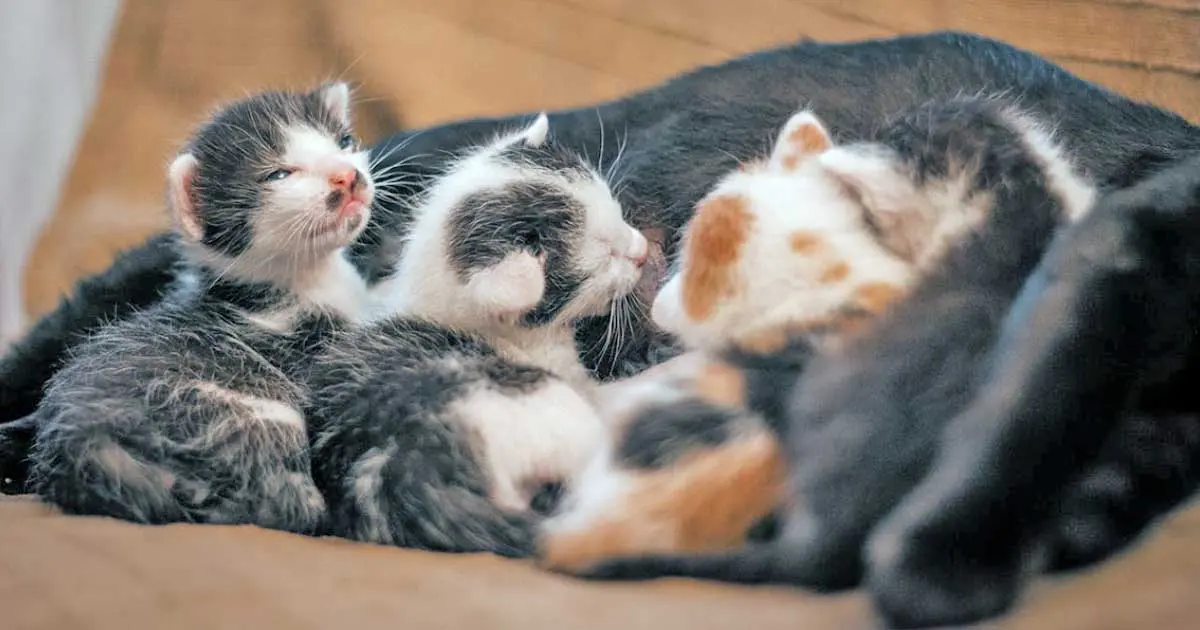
[307,114,650,557]
[29,83,376,533]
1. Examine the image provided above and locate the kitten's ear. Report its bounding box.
[518,112,550,148]
[168,153,203,241]
[315,82,353,127]
[769,111,833,171]
[466,251,546,319]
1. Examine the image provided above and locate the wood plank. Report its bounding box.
[549,0,896,53]
[800,0,1200,73]
[400,0,731,84]
[1055,57,1200,121]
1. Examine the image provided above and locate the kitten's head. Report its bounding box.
[391,113,648,331]
[652,110,937,352]
[167,82,374,282]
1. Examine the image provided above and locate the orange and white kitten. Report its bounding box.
[537,110,922,571]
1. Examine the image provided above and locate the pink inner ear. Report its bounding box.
[168,154,203,241]
[467,251,546,317]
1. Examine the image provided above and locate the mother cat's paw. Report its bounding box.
[865,516,1024,628]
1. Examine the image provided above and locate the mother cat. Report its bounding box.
[1,31,1198,480]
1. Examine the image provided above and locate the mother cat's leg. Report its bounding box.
[865,155,1200,629]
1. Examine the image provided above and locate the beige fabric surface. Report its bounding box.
[4,494,1199,630]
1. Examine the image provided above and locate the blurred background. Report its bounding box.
[7,0,1200,340]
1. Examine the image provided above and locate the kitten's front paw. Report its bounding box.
[0,416,37,495]
[865,520,1022,629]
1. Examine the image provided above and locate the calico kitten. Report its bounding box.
[307,114,649,557]
[572,97,1098,592]
[28,83,376,532]
[538,110,920,570]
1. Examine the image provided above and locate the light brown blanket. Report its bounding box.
[4,495,1198,630]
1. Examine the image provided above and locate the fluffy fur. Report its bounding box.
[5,32,1196,432]
[27,83,377,532]
[864,153,1200,627]
[307,115,647,556]
[571,98,1100,601]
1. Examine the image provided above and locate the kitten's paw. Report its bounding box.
[254,472,328,534]
[865,522,1022,629]
[0,416,35,495]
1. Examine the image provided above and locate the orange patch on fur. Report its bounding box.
[694,359,746,407]
[681,195,754,320]
[536,431,786,573]
[734,328,791,355]
[789,122,832,154]
[819,261,851,283]
[789,231,823,253]
[854,282,904,314]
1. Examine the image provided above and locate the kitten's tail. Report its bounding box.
[330,443,538,558]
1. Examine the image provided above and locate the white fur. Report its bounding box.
[1003,109,1097,222]
[192,380,305,430]
[320,82,352,126]
[466,251,546,317]
[654,151,915,351]
[453,380,606,511]
[350,445,398,544]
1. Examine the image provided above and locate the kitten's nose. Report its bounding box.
[329,168,360,191]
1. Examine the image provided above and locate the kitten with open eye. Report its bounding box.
[27,83,376,532]
[551,98,1098,586]
[306,114,650,557]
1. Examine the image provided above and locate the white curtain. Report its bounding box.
[0,0,123,349]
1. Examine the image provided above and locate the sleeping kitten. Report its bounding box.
[538,110,918,570]
[307,114,649,557]
[28,83,376,532]
[568,97,1098,591]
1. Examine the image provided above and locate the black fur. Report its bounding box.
[617,399,739,469]
[446,181,588,325]
[9,32,1197,417]
[865,153,1200,628]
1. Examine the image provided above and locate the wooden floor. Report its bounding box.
[23,0,1199,318]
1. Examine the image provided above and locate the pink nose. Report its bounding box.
[630,248,648,267]
[329,168,359,191]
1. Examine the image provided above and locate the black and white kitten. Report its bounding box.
[28,83,376,532]
[576,98,1098,589]
[308,114,649,557]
